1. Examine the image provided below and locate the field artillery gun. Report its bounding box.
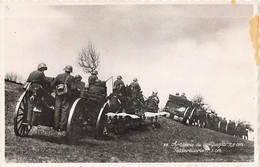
[14,78,169,144]
[163,94,206,127]
[13,77,108,143]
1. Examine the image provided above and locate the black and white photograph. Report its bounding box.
[1,0,259,165]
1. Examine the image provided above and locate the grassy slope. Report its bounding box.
[5,81,254,162]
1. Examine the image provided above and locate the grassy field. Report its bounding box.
[5,81,254,163]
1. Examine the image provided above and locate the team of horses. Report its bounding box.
[97,85,161,134]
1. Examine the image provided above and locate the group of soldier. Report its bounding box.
[25,63,143,132]
[175,92,187,100]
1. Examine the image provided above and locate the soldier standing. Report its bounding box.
[52,65,74,131]
[25,63,52,125]
[88,70,98,89]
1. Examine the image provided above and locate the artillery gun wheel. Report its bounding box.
[66,98,86,144]
[14,90,32,137]
[96,102,109,136]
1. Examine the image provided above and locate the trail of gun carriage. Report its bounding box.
[5,64,254,162]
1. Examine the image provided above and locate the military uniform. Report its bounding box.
[26,69,51,124]
[26,70,51,89]
[88,74,98,89]
[113,79,125,92]
[130,81,141,94]
[181,95,187,100]
[52,72,74,130]
[90,81,107,95]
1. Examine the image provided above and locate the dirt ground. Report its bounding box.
[5,81,254,163]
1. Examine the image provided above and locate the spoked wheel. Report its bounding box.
[66,98,86,144]
[96,102,109,136]
[13,90,32,137]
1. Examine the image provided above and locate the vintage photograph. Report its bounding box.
[2,1,259,165]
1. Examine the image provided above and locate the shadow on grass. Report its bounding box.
[27,133,116,146]
[27,134,68,145]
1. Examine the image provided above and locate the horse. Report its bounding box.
[205,112,220,131]
[96,92,126,135]
[144,91,159,113]
[235,122,249,140]
[120,85,145,116]
[189,106,206,128]
[98,85,145,134]
[143,91,160,129]
[119,85,147,129]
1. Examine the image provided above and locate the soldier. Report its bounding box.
[90,79,107,95]
[75,74,82,82]
[25,63,52,125]
[130,78,141,95]
[52,65,74,131]
[181,93,187,99]
[222,117,228,133]
[71,74,85,98]
[88,70,98,89]
[113,75,125,94]
[175,92,180,96]
[129,78,145,105]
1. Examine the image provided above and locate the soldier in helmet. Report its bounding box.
[52,65,74,131]
[88,70,98,89]
[25,63,52,125]
[113,75,125,94]
[90,79,107,95]
[129,78,144,103]
[130,78,141,94]
[181,93,187,100]
[71,74,85,98]
[26,63,51,90]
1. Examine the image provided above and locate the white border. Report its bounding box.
[1,1,259,167]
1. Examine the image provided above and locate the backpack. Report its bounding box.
[56,76,70,96]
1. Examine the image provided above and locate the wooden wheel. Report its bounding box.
[66,98,86,144]
[13,90,32,137]
[96,102,109,133]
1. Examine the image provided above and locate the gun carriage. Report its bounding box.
[14,78,168,143]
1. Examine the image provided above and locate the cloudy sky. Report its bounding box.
[3,3,258,128]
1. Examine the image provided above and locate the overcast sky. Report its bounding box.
[3,4,258,128]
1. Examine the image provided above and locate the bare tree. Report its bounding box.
[245,122,254,132]
[78,43,100,74]
[191,94,212,111]
[5,72,17,82]
[191,94,204,105]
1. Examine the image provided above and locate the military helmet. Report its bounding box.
[91,70,98,75]
[133,78,138,82]
[75,74,82,81]
[37,63,48,70]
[117,75,122,80]
[64,65,73,73]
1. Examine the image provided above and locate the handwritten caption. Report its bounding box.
[163,141,244,153]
